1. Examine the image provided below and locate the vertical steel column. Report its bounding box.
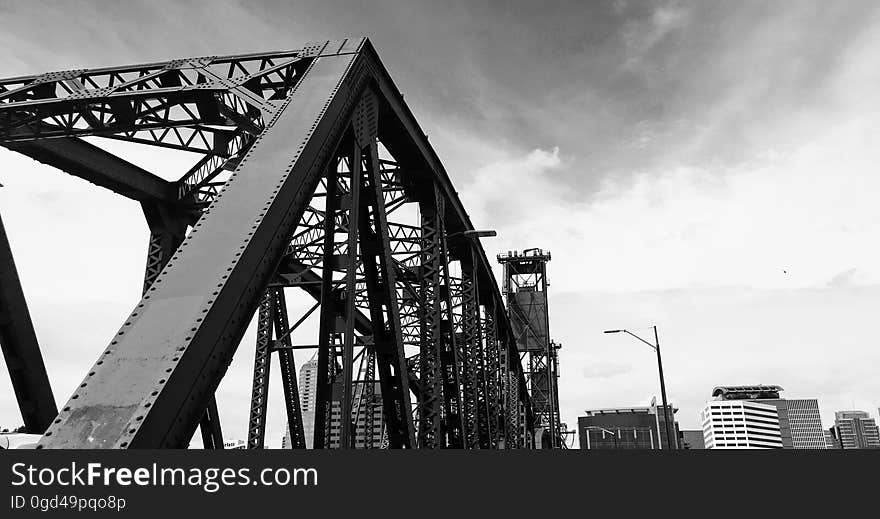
[246,290,274,449]
[482,307,500,447]
[339,141,362,450]
[437,196,465,448]
[141,203,189,294]
[460,261,482,448]
[470,252,493,449]
[416,185,444,448]
[363,347,376,449]
[0,212,57,433]
[359,124,414,448]
[273,289,306,449]
[538,259,557,448]
[501,345,521,449]
[313,161,341,450]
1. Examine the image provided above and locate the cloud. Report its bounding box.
[826,268,859,288]
[462,146,564,229]
[461,97,880,295]
[620,1,691,72]
[581,361,632,380]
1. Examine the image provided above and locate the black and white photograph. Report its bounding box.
[0,0,878,513]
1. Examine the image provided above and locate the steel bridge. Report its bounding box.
[0,37,562,449]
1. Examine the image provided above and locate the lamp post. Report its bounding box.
[603,326,678,450]
[447,229,497,239]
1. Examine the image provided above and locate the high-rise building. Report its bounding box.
[282,357,318,449]
[578,406,682,449]
[282,357,385,449]
[701,400,783,449]
[830,411,880,449]
[784,399,826,449]
[326,380,384,449]
[709,385,826,449]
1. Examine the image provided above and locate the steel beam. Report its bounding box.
[39,40,367,448]
[312,158,341,450]
[198,397,224,449]
[15,37,534,449]
[416,185,444,448]
[359,132,414,448]
[3,137,177,203]
[273,289,306,449]
[0,212,57,433]
[246,291,275,449]
[338,139,362,450]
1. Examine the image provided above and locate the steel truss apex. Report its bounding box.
[0,37,535,449]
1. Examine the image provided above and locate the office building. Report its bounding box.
[830,411,880,449]
[681,430,705,449]
[710,385,826,449]
[282,357,318,449]
[326,380,384,449]
[824,429,841,449]
[701,400,783,449]
[282,357,385,449]
[578,406,682,449]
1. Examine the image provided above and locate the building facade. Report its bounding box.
[326,381,384,449]
[824,429,841,449]
[282,357,318,449]
[709,385,826,449]
[681,430,705,449]
[282,358,385,449]
[831,411,880,449]
[702,400,783,449]
[578,406,681,449]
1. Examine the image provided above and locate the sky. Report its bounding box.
[1,0,879,447]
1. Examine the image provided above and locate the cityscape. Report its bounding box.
[578,385,880,450]
[128,382,880,451]
[1,2,879,453]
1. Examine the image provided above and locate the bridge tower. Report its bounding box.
[497,248,562,448]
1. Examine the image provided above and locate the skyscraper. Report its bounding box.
[709,385,826,449]
[282,357,318,449]
[282,356,384,449]
[701,400,783,449]
[326,380,384,449]
[830,411,880,449]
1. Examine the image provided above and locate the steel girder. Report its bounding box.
[0,37,534,448]
[0,213,57,433]
[37,40,368,448]
[415,187,445,448]
[246,287,305,449]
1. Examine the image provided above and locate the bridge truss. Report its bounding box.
[0,38,538,449]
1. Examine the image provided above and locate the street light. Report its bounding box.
[603,326,678,450]
[583,426,619,449]
[447,229,497,239]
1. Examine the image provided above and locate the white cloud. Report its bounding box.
[461,108,880,294]
[581,361,632,380]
